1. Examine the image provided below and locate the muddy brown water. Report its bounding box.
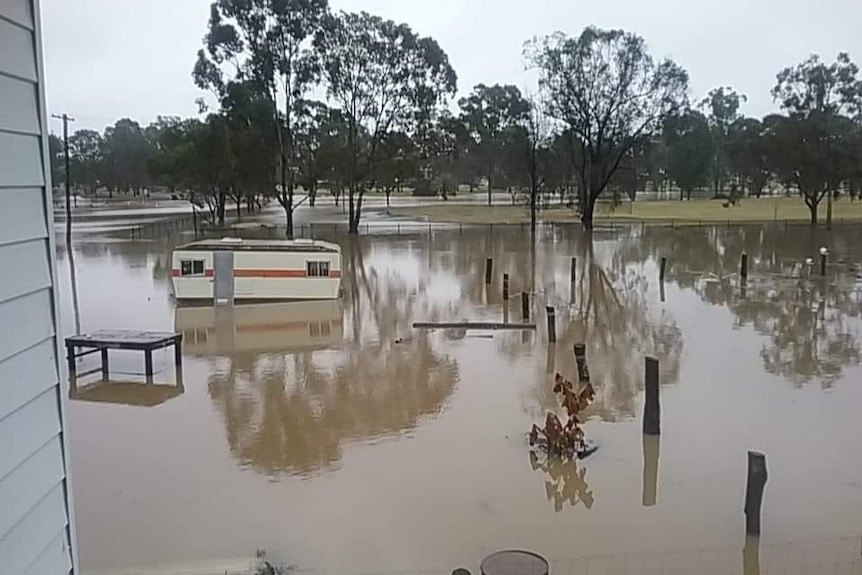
[56,225,862,574]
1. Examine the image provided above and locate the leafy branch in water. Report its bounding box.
[254,549,294,575]
[529,373,595,458]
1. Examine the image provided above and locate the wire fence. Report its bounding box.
[123,211,862,243]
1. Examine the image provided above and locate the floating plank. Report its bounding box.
[412,322,536,330]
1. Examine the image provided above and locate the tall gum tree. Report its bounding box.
[770,53,862,226]
[526,27,689,229]
[317,11,457,234]
[194,0,329,238]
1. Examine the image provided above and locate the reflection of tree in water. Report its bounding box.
[621,226,862,387]
[208,335,458,476]
[409,227,683,421]
[207,238,460,477]
[530,236,683,421]
[529,451,594,512]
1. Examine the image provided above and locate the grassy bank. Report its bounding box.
[390,197,862,225]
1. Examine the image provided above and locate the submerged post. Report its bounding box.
[643,356,661,435]
[570,257,577,283]
[546,306,556,343]
[100,348,109,380]
[659,257,667,283]
[741,253,749,283]
[485,258,493,284]
[521,291,530,321]
[745,451,768,536]
[144,350,154,384]
[574,343,590,383]
[503,273,510,301]
[820,247,828,277]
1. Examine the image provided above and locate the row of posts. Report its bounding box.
[656,248,831,290]
[484,251,770,542]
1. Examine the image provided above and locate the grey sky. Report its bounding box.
[42,0,861,132]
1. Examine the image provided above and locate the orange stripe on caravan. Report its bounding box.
[234,269,306,278]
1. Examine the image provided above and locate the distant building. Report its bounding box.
[0,1,78,573]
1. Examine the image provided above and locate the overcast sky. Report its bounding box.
[42,0,860,132]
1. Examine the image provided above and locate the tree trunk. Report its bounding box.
[530,184,537,234]
[348,185,357,234]
[487,174,493,207]
[581,197,595,230]
[217,191,226,226]
[686,189,692,201]
[807,197,818,226]
[283,200,293,239]
[826,189,833,230]
[680,188,684,201]
[309,183,317,207]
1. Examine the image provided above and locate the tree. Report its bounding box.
[700,87,746,197]
[727,117,771,198]
[195,0,329,237]
[527,27,689,229]
[375,130,417,205]
[663,110,714,200]
[68,129,104,196]
[293,100,329,207]
[317,11,457,233]
[458,83,530,206]
[514,97,552,232]
[101,118,153,195]
[770,53,862,225]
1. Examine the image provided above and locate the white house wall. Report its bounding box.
[0,0,77,573]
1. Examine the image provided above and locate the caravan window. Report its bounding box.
[181,259,205,276]
[306,261,331,278]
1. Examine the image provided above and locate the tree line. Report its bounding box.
[51,0,862,232]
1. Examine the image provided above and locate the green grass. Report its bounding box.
[390,197,862,225]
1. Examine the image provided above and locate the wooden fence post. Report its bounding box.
[643,356,660,435]
[485,258,493,284]
[546,306,556,343]
[659,257,667,284]
[503,274,510,301]
[741,253,749,283]
[745,451,768,536]
[521,292,529,321]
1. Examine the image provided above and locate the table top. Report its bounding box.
[66,330,180,348]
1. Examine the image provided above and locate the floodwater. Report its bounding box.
[56,224,862,575]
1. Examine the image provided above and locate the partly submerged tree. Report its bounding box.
[526,26,688,229]
[317,11,457,233]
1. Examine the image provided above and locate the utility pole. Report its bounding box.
[51,113,75,245]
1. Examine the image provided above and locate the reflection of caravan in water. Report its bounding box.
[175,301,343,356]
[171,238,342,303]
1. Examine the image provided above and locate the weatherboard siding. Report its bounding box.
[0,1,77,574]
